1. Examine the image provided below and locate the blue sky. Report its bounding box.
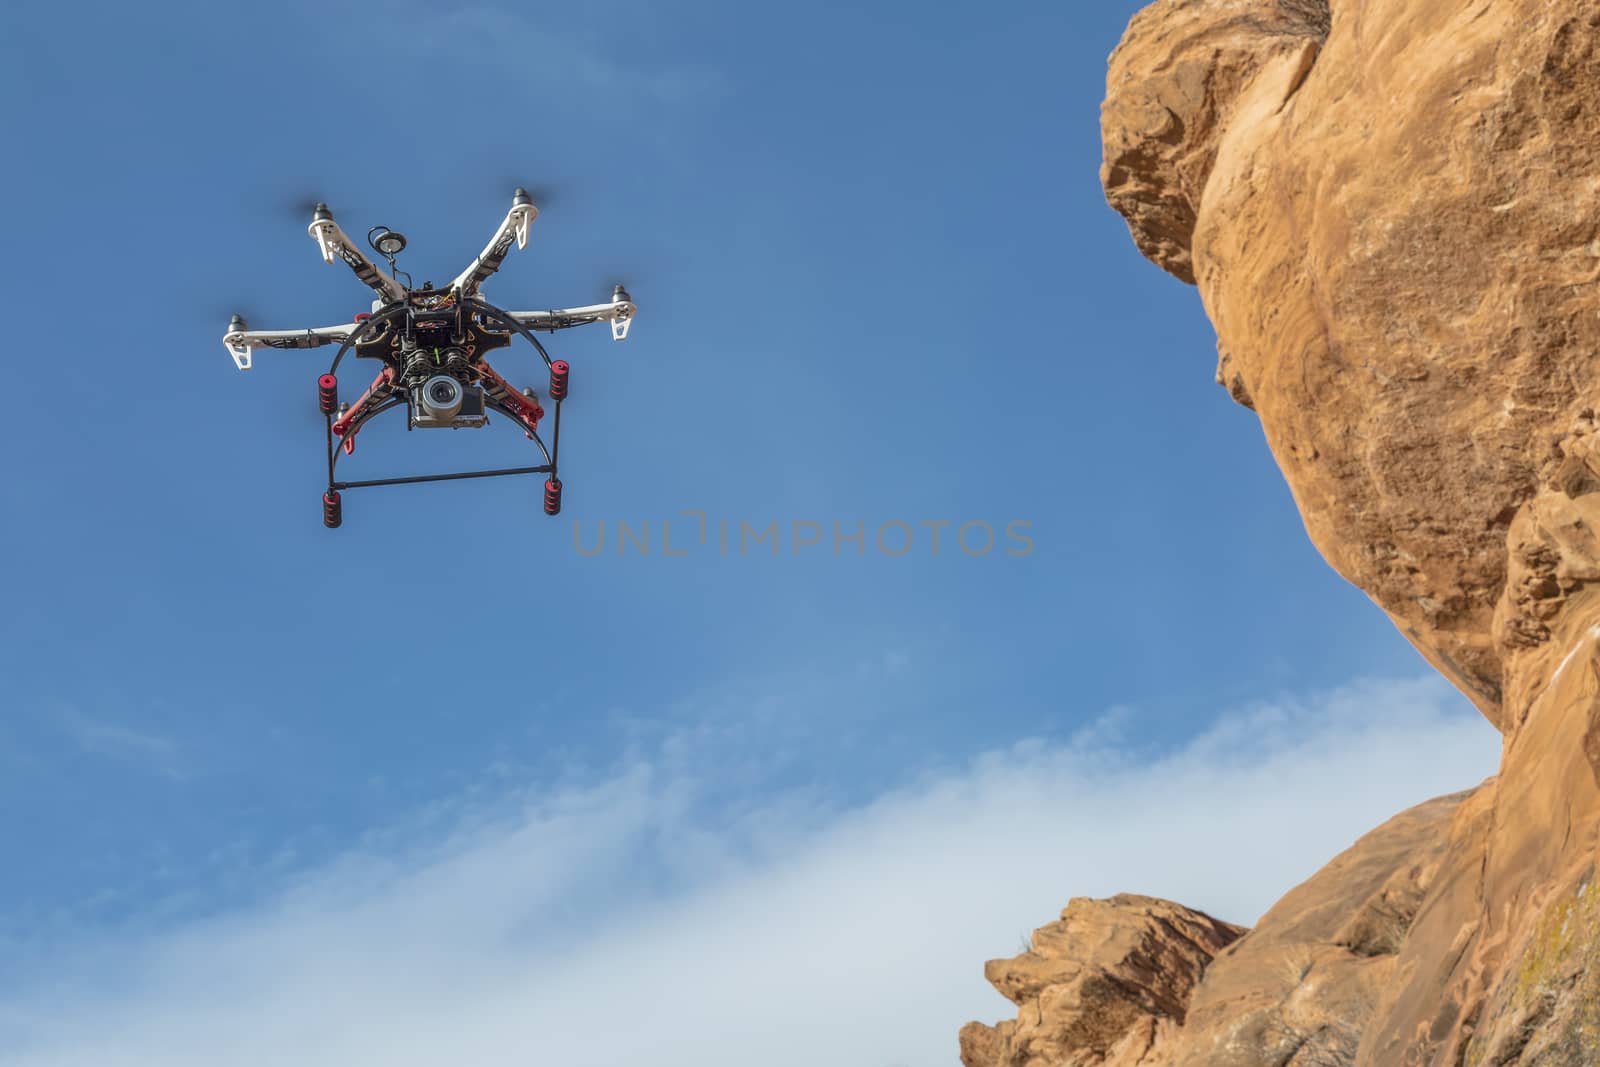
[0,2,1498,1064]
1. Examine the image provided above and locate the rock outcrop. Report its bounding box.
[964,2,1600,1063]
[958,896,1245,1067]
[1166,790,1476,1066]
[963,792,1471,1066]
[1104,0,1600,727]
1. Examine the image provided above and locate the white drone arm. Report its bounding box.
[504,290,637,342]
[222,318,356,371]
[448,189,539,298]
[306,206,408,303]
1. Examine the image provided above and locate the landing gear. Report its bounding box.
[315,300,573,529]
[322,490,343,529]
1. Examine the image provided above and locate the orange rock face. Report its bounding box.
[961,2,1600,1063]
[961,795,1471,1066]
[959,895,1245,1067]
[1105,0,1600,726]
[1168,791,1472,1066]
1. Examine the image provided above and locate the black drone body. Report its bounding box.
[223,189,636,528]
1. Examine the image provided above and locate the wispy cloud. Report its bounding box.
[55,708,180,777]
[0,677,1497,1067]
[395,3,722,106]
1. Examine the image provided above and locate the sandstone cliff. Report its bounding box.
[958,896,1246,1066]
[965,2,1600,1063]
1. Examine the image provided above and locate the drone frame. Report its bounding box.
[222,190,635,527]
[317,299,572,504]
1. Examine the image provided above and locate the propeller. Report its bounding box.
[493,175,564,210]
[285,193,327,220]
[212,303,267,336]
[253,190,345,225]
[212,302,302,332]
[269,187,384,224]
[589,267,647,302]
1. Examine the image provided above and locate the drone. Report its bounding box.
[222,188,635,528]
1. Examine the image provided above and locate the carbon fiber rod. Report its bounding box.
[333,465,554,490]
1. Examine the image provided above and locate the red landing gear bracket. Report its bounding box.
[316,302,569,529]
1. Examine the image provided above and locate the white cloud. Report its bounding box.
[0,677,1497,1067]
[55,707,180,777]
[397,3,722,105]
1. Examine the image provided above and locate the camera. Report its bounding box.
[411,374,488,429]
